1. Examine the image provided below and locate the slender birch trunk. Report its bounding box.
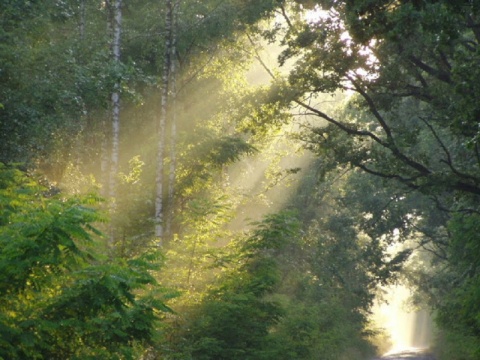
[101,1,114,198]
[100,123,110,197]
[109,0,122,245]
[155,0,173,244]
[100,122,109,197]
[166,0,179,238]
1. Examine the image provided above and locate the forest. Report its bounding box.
[1,0,480,359]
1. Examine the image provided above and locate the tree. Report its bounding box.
[166,0,179,238]
[0,163,172,359]
[174,211,300,360]
[276,0,480,201]
[107,0,123,246]
[255,0,480,356]
[152,0,284,243]
[155,0,176,244]
[0,1,89,172]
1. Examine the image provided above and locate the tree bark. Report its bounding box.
[110,0,122,200]
[166,0,179,239]
[155,0,173,245]
[109,0,122,246]
[100,117,110,197]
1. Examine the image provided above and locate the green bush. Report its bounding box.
[0,163,172,359]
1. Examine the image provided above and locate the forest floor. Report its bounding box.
[373,348,436,360]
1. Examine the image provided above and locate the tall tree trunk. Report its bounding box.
[101,1,114,198]
[109,0,122,246]
[100,120,110,197]
[155,0,173,245]
[166,0,179,239]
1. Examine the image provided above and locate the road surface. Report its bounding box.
[374,348,436,360]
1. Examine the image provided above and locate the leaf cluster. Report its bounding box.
[0,164,172,359]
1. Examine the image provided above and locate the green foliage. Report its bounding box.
[0,0,149,177]
[448,214,480,271]
[171,211,300,360]
[7,0,480,358]
[259,1,480,354]
[267,298,376,360]
[235,85,295,139]
[164,202,377,359]
[271,165,391,359]
[0,164,172,359]
[208,136,258,166]
[430,213,480,358]
[112,156,154,256]
[274,0,480,200]
[434,328,480,360]
[177,133,257,196]
[162,194,236,296]
[0,163,100,296]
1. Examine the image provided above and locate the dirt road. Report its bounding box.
[373,348,436,360]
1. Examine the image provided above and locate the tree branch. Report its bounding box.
[467,14,480,45]
[279,4,293,29]
[408,55,452,83]
[421,117,480,189]
[294,98,388,145]
[346,74,393,139]
[355,162,421,189]
[245,32,277,80]
[453,181,480,196]
[347,75,432,176]
[438,50,452,71]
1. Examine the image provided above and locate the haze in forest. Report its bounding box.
[1,1,479,360]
